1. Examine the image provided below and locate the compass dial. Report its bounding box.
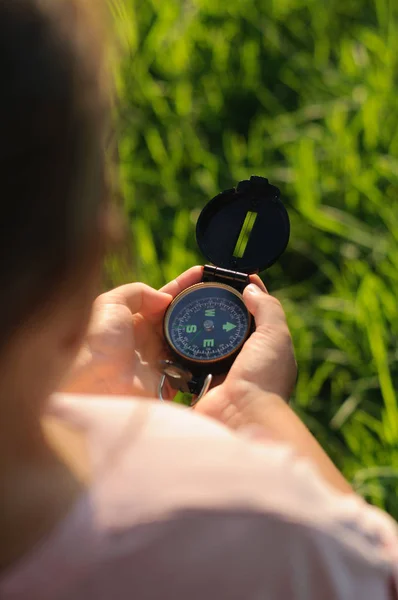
[164,283,251,364]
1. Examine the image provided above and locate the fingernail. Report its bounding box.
[246,283,262,295]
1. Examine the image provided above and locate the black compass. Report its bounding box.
[164,282,251,366]
[160,176,290,400]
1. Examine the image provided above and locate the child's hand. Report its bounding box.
[59,267,203,398]
[195,284,297,425]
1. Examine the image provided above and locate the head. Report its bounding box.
[0,0,111,418]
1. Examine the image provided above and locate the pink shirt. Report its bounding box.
[1,394,398,599]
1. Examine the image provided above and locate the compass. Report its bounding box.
[160,176,290,401]
[164,282,251,368]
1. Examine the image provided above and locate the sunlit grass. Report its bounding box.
[109,0,398,518]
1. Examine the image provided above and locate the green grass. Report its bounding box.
[109,0,398,518]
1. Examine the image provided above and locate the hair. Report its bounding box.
[0,0,110,346]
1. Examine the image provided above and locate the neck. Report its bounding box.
[0,390,49,473]
[0,391,86,572]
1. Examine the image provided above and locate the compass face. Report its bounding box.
[164,283,251,364]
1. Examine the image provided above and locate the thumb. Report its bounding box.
[243,284,287,329]
[99,284,172,318]
[232,284,296,401]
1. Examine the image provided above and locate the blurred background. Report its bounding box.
[108,0,398,518]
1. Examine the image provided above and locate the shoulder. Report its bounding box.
[48,394,398,536]
[48,392,398,536]
[47,504,397,600]
[49,394,398,599]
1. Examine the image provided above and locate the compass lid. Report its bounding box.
[196,176,290,274]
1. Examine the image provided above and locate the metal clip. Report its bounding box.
[189,374,213,406]
[158,362,213,406]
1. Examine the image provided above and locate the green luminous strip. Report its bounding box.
[233,211,258,258]
[174,391,193,407]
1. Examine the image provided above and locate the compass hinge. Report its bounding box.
[202,265,250,293]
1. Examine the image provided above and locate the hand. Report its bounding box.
[59,267,204,398]
[195,283,297,424]
[195,290,352,495]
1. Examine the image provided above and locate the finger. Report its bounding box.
[248,274,268,293]
[243,284,286,327]
[160,266,203,298]
[98,283,172,317]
